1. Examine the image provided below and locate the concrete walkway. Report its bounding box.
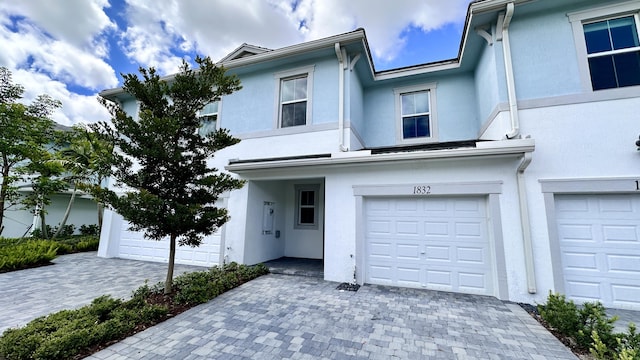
[0,252,204,333]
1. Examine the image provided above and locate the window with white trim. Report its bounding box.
[584,15,640,90]
[394,83,437,144]
[294,184,319,229]
[569,3,640,91]
[274,66,314,128]
[198,101,219,136]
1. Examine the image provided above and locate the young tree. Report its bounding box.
[92,56,244,294]
[52,125,114,238]
[0,67,61,236]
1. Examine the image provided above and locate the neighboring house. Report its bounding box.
[1,123,99,238]
[98,0,640,310]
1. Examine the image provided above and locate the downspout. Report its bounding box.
[335,43,348,152]
[501,2,536,293]
[517,152,536,294]
[501,2,520,139]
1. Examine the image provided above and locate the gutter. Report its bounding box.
[501,2,521,139]
[335,43,348,152]
[226,138,534,172]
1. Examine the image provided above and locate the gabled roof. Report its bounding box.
[218,43,272,63]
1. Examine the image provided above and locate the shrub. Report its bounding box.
[79,224,100,236]
[0,240,58,272]
[539,291,640,359]
[0,262,269,359]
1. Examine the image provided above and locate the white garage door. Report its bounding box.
[365,196,494,296]
[556,194,640,309]
[119,222,222,267]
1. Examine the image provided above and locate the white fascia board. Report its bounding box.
[221,30,365,70]
[225,138,534,172]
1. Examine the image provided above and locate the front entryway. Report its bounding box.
[364,196,494,296]
[263,257,324,278]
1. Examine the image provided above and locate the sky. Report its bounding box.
[0,0,473,126]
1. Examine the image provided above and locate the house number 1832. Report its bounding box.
[413,185,431,195]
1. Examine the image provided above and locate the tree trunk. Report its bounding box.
[165,233,177,294]
[97,202,104,232]
[53,183,77,238]
[40,201,48,239]
[0,156,10,237]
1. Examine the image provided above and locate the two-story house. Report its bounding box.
[98,0,640,310]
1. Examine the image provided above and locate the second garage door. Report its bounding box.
[364,196,494,296]
[555,194,640,309]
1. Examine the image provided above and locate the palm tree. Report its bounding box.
[52,125,113,238]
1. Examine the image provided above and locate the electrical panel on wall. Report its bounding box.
[262,201,275,235]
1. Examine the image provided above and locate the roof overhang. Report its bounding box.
[225,138,535,174]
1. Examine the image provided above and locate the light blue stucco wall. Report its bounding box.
[474,38,504,127]
[221,57,339,135]
[362,73,479,147]
[509,6,582,99]
[347,66,364,139]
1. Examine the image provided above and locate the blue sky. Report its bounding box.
[0,0,472,125]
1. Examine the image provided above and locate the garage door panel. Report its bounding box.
[365,196,493,296]
[608,254,640,273]
[556,194,640,309]
[425,245,451,261]
[397,243,421,260]
[612,284,640,305]
[602,224,639,242]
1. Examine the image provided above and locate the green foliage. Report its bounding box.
[538,292,580,337]
[0,295,167,360]
[0,263,268,359]
[539,291,640,359]
[79,224,100,236]
[0,240,57,272]
[173,262,269,305]
[0,67,61,238]
[0,236,99,272]
[91,56,244,293]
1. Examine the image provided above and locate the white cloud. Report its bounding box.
[290,0,470,63]
[12,69,111,126]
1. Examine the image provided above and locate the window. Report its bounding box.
[274,66,314,129]
[294,184,319,229]
[280,76,307,127]
[394,83,438,144]
[569,3,640,91]
[584,16,640,90]
[198,101,218,136]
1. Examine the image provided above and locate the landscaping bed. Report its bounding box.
[520,293,640,360]
[0,262,269,360]
[0,236,99,273]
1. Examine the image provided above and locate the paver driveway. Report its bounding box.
[1,252,578,359]
[0,252,204,333]
[89,275,577,360]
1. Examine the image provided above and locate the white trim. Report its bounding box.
[540,177,640,194]
[568,1,640,92]
[226,138,535,172]
[235,122,337,140]
[352,181,503,196]
[393,83,438,144]
[273,65,315,129]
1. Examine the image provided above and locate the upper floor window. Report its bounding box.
[280,76,307,127]
[584,15,640,90]
[274,65,314,129]
[569,3,640,92]
[198,101,218,136]
[394,83,438,144]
